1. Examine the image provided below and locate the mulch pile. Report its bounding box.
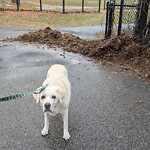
[9,27,150,82]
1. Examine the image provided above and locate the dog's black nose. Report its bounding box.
[44,102,51,109]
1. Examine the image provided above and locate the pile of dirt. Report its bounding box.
[9,27,150,82]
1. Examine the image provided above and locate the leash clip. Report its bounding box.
[33,85,48,94]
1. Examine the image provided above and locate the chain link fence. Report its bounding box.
[105,0,150,42]
[114,0,137,35]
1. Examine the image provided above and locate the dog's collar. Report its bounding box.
[33,85,48,94]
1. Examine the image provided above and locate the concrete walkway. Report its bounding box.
[0,28,149,150]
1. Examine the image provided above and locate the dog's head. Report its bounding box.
[33,85,66,113]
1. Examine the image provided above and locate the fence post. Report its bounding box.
[107,2,113,37]
[98,0,101,12]
[105,2,109,37]
[82,0,84,12]
[62,0,65,13]
[40,0,42,11]
[104,0,106,10]
[117,0,124,36]
[16,0,20,11]
[105,0,115,38]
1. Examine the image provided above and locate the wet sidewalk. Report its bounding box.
[0,28,149,150]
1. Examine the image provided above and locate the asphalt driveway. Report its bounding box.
[0,28,149,150]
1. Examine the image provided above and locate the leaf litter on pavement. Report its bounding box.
[7,27,150,83]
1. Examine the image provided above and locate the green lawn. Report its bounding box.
[0,0,140,29]
[0,10,106,28]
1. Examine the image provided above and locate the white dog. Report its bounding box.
[33,64,71,140]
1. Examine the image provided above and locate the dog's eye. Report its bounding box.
[41,95,46,99]
[51,95,56,99]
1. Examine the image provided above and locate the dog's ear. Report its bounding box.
[33,85,48,103]
[57,87,66,103]
[33,93,40,103]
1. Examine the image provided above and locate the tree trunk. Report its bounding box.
[144,20,150,39]
[134,0,150,37]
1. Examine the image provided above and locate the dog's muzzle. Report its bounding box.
[44,102,52,113]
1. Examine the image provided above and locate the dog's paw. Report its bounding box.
[63,132,70,140]
[41,128,48,136]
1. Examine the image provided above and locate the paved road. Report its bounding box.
[0,28,150,150]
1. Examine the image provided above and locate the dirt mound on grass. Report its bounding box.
[10,27,150,82]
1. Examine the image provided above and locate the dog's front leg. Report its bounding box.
[41,113,49,136]
[62,108,70,140]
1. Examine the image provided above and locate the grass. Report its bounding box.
[33,0,101,6]
[0,0,139,29]
[0,10,106,28]
[0,0,106,28]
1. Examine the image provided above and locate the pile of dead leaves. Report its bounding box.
[10,27,150,82]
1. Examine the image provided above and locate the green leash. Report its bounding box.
[0,93,32,102]
[0,85,47,102]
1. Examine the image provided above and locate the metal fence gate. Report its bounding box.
[105,0,150,39]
